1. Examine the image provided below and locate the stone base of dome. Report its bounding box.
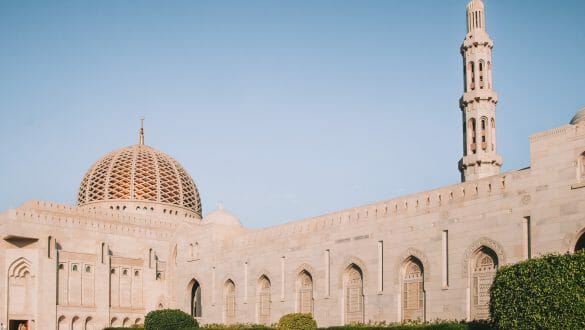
[79,200,201,220]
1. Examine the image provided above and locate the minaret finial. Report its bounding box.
[466,0,486,33]
[140,117,145,145]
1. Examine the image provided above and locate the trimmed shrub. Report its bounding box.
[277,313,317,330]
[490,251,585,329]
[144,309,198,330]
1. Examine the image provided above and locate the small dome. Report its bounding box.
[570,107,585,125]
[77,144,202,217]
[203,204,242,227]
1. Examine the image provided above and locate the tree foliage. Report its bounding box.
[490,251,585,329]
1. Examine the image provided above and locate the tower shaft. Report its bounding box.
[459,0,502,182]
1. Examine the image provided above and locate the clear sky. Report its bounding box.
[0,0,583,228]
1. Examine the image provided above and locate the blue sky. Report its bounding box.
[0,0,584,228]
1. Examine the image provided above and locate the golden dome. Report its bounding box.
[77,144,202,217]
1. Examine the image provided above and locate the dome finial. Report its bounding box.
[218,202,224,211]
[140,117,145,145]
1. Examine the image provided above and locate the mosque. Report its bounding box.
[1,0,584,329]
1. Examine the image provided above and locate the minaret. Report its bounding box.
[458,0,502,182]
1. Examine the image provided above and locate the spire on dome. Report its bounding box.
[139,117,145,145]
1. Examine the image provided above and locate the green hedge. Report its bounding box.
[490,251,585,329]
[144,309,198,330]
[199,321,492,330]
[319,321,492,330]
[277,313,317,330]
[198,323,274,330]
[201,325,273,329]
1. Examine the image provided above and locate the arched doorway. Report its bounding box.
[296,270,313,315]
[256,276,271,325]
[470,247,498,320]
[189,280,202,317]
[402,257,424,321]
[344,264,364,324]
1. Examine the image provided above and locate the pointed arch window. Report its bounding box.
[470,247,498,320]
[224,280,236,324]
[487,62,492,88]
[344,265,364,324]
[469,118,477,154]
[257,276,271,325]
[479,60,485,89]
[402,257,425,321]
[296,271,314,315]
[469,62,476,90]
[481,117,488,150]
[190,280,202,317]
[490,118,496,151]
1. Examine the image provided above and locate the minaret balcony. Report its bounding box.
[462,90,498,104]
[462,33,493,49]
[461,153,503,167]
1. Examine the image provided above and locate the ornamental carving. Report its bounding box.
[461,237,506,278]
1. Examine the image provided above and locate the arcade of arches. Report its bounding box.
[181,244,512,326]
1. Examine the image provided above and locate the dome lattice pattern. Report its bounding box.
[77,144,201,216]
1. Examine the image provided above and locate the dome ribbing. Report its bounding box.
[77,144,201,217]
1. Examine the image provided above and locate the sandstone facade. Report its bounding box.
[1,1,584,329]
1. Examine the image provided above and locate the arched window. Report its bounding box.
[470,247,498,320]
[58,316,67,330]
[190,280,202,317]
[8,258,35,319]
[469,118,477,154]
[257,276,271,325]
[481,117,487,150]
[487,62,492,88]
[72,316,81,330]
[296,271,314,315]
[224,280,236,324]
[85,317,95,330]
[402,257,424,321]
[479,60,484,89]
[491,118,496,151]
[344,264,364,324]
[469,62,476,90]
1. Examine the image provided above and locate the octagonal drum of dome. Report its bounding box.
[77,144,202,219]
